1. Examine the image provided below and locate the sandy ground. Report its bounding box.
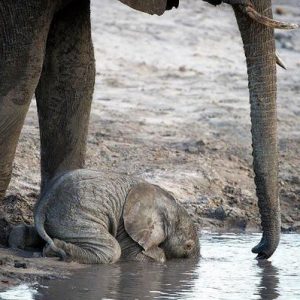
[0,0,299,287]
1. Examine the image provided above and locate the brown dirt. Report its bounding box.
[0,0,299,288]
[0,246,84,291]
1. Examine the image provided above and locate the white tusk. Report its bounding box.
[276,51,287,70]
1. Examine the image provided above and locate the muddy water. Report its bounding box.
[1,233,299,300]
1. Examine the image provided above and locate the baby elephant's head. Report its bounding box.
[161,205,200,259]
[124,183,200,262]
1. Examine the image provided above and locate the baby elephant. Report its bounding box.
[27,169,199,264]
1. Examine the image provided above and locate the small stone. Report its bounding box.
[1,280,9,284]
[290,176,300,184]
[33,252,42,258]
[195,207,202,215]
[179,66,186,72]
[214,206,226,221]
[196,140,206,147]
[187,146,198,154]
[14,261,27,269]
[275,7,287,15]
[224,185,235,195]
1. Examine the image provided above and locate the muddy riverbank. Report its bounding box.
[0,0,299,288]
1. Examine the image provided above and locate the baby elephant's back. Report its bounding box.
[44,170,136,241]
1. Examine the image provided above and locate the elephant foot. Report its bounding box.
[43,239,70,262]
[252,235,279,260]
[43,242,57,257]
[43,238,121,264]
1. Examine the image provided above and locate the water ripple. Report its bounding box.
[2,233,300,300]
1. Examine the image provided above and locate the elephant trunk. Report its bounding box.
[233,1,280,259]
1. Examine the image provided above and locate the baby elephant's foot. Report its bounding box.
[43,238,71,262]
[45,237,121,264]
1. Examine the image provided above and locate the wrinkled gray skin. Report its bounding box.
[1,0,279,259]
[21,169,199,264]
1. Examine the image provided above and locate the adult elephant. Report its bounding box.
[0,0,296,258]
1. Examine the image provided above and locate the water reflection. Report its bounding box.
[118,258,199,299]
[36,264,121,300]
[36,258,199,300]
[256,260,280,300]
[2,234,300,300]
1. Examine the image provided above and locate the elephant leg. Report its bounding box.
[35,0,95,191]
[0,1,55,201]
[44,236,121,264]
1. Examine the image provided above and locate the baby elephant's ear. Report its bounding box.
[124,183,173,251]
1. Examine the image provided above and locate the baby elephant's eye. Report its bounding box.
[184,240,194,251]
